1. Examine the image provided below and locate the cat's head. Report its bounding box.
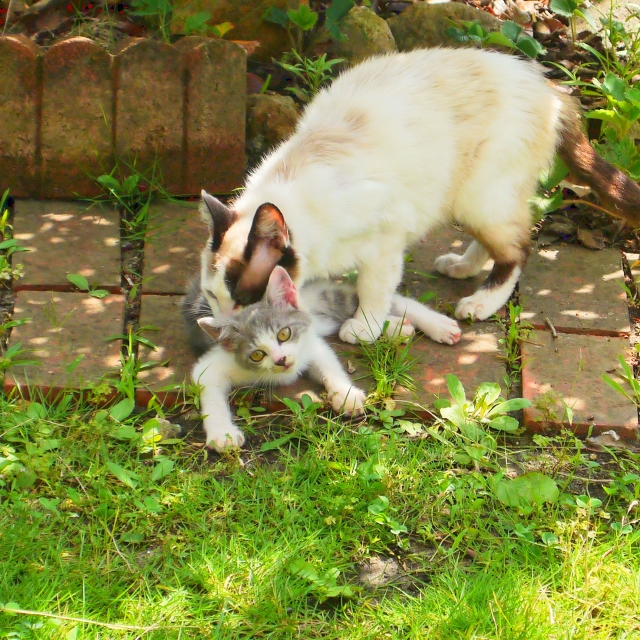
[198,266,312,374]
[199,190,298,318]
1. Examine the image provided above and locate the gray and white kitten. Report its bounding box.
[183,268,461,451]
[187,267,367,452]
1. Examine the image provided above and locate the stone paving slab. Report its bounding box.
[402,226,494,316]
[6,291,124,391]
[13,200,121,288]
[520,245,629,335]
[398,323,507,407]
[522,330,637,436]
[137,295,193,397]
[144,202,203,294]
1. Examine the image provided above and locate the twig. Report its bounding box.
[545,316,558,339]
[562,198,620,217]
[0,605,159,631]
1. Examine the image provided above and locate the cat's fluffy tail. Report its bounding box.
[559,98,640,227]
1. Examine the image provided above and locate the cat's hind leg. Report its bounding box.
[454,223,530,321]
[390,295,461,345]
[435,240,490,280]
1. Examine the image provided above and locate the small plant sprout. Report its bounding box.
[602,354,640,407]
[0,189,28,283]
[278,50,344,102]
[66,274,109,299]
[183,13,233,38]
[550,0,598,44]
[445,19,547,58]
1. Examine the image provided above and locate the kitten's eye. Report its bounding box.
[250,350,266,363]
[277,327,291,342]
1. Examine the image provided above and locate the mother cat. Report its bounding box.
[200,48,640,344]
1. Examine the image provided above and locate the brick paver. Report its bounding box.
[520,245,629,335]
[400,324,506,406]
[13,200,121,288]
[522,330,637,436]
[6,291,124,391]
[137,295,194,397]
[144,202,203,294]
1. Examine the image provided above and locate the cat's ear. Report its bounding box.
[200,190,236,252]
[235,204,294,302]
[197,317,235,351]
[266,266,298,309]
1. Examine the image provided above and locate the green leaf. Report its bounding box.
[326,0,354,25]
[475,382,501,406]
[151,458,174,481]
[515,35,547,59]
[106,461,138,488]
[418,291,435,302]
[184,11,211,34]
[15,468,37,489]
[602,72,627,102]
[66,273,89,291]
[212,21,234,37]
[494,472,559,508]
[0,239,18,250]
[96,174,121,193]
[112,425,137,440]
[501,19,522,42]
[27,401,46,419]
[550,0,578,17]
[445,374,466,406]
[368,495,389,515]
[287,5,318,31]
[109,398,135,422]
[260,434,297,451]
[89,289,109,299]
[288,558,319,582]
[487,398,532,416]
[120,532,144,543]
[540,156,569,191]
[488,415,520,432]
[66,354,84,374]
[483,31,517,49]
[262,6,289,27]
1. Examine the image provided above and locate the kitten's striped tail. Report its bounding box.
[558,98,640,227]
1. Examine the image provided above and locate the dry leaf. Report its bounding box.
[347,360,357,374]
[231,40,261,56]
[577,227,606,250]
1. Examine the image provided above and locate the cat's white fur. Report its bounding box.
[193,268,366,452]
[203,48,570,343]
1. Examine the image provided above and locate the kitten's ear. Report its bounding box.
[200,190,236,251]
[197,317,235,351]
[235,204,293,302]
[266,266,298,309]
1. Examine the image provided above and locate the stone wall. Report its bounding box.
[0,35,246,198]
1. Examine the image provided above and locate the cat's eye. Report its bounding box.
[277,327,291,342]
[250,350,266,363]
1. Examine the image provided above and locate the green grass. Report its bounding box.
[1,384,640,639]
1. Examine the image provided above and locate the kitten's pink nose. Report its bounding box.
[274,356,287,367]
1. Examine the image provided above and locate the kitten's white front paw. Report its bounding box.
[384,315,415,341]
[435,253,476,280]
[455,292,495,321]
[204,421,245,452]
[425,315,462,345]
[329,386,366,417]
[339,318,380,344]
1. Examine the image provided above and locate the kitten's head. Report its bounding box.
[199,190,298,318]
[198,266,312,375]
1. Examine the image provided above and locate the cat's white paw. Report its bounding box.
[339,318,380,344]
[204,422,245,452]
[330,386,366,417]
[384,315,415,341]
[455,292,495,321]
[425,315,462,345]
[435,253,477,280]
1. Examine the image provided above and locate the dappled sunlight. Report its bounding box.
[560,309,601,320]
[152,264,171,274]
[81,297,108,315]
[77,268,97,277]
[81,214,114,227]
[104,237,119,247]
[574,283,595,294]
[538,249,559,261]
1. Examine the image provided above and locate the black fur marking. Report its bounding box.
[480,261,518,290]
[202,191,234,252]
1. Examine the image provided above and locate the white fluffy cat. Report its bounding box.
[198,48,640,345]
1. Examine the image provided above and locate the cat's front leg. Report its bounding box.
[339,252,404,345]
[192,353,245,452]
[308,339,366,416]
